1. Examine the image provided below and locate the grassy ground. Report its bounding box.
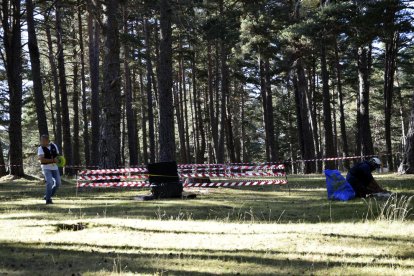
[0,173,413,275]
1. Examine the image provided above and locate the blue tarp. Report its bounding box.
[324,169,356,201]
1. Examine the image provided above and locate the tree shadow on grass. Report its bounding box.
[0,177,413,223]
[1,241,412,275]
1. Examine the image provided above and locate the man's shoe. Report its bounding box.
[46,199,53,205]
[43,195,46,200]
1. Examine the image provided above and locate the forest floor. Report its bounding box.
[0,173,413,275]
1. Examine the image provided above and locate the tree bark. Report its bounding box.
[99,0,122,168]
[180,48,191,162]
[72,27,80,167]
[144,18,156,163]
[295,60,316,173]
[217,42,229,164]
[357,45,375,156]
[0,140,6,176]
[383,33,398,171]
[403,91,414,173]
[78,3,90,166]
[193,54,206,163]
[55,3,73,173]
[335,40,350,169]
[88,12,100,167]
[174,80,187,163]
[264,57,278,162]
[320,42,336,169]
[259,57,270,161]
[293,75,305,170]
[26,0,49,137]
[309,60,322,172]
[45,21,62,152]
[158,0,176,162]
[138,49,148,164]
[207,43,219,162]
[1,0,24,176]
[124,8,139,166]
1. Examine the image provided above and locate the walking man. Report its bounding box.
[37,134,61,204]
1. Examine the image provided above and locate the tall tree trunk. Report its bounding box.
[180,52,191,163]
[144,18,156,163]
[286,83,296,173]
[1,0,24,176]
[174,81,187,163]
[215,44,221,161]
[88,13,100,166]
[335,40,350,169]
[207,43,218,162]
[26,0,48,137]
[47,82,56,142]
[403,91,414,173]
[357,45,375,156]
[217,1,228,163]
[265,57,278,162]
[121,99,126,166]
[383,32,398,171]
[0,140,6,176]
[293,75,305,173]
[55,3,73,173]
[132,67,141,164]
[158,0,175,162]
[99,0,122,168]
[259,57,270,161]
[355,93,361,156]
[124,8,139,166]
[194,55,206,163]
[295,60,316,173]
[78,3,90,166]
[226,95,236,162]
[45,23,62,151]
[217,42,229,164]
[309,60,322,172]
[138,51,148,164]
[192,56,201,163]
[396,71,406,151]
[72,27,80,167]
[320,42,335,169]
[241,84,247,163]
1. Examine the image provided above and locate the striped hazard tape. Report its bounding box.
[78,164,286,176]
[180,172,286,178]
[77,181,149,188]
[78,175,149,181]
[77,171,287,181]
[78,168,147,175]
[183,180,287,187]
[77,180,287,188]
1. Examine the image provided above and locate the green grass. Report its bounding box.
[0,174,413,275]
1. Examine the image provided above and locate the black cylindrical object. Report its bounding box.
[148,161,182,198]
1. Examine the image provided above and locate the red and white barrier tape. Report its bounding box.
[78,164,286,175]
[290,154,392,163]
[77,171,287,181]
[77,175,149,181]
[76,179,287,188]
[78,167,148,175]
[77,181,149,188]
[181,172,286,178]
[183,180,287,187]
